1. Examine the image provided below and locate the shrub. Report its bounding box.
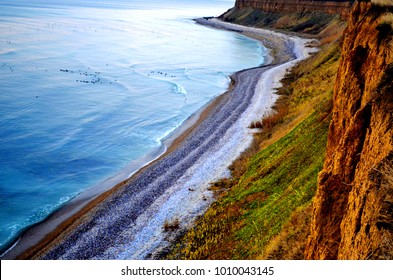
[163,219,180,232]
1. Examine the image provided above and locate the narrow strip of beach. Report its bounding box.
[1,19,316,260]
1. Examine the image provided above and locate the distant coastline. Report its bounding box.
[2,18,316,260]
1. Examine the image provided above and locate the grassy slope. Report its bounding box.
[166,25,342,260]
[220,6,341,34]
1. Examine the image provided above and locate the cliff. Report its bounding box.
[305,1,393,259]
[235,0,354,18]
[221,0,355,34]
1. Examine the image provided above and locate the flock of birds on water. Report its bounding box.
[0,62,120,85]
[60,68,107,84]
[1,38,185,103]
[1,61,179,91]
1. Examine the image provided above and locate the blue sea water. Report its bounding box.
[0,0,266,253]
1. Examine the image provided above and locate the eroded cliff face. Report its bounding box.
[221,0,354,34]
[235,0,354,19]
[305,1,393,259]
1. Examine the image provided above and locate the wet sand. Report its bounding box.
[1,19,316,260]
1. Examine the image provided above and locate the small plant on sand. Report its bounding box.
[163,218,180,232]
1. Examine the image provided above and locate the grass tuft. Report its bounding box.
[163,219,180,232]
[372,0,393,7]
[381,12,393,28]
[263,204,313,259]
[369,160,393,259]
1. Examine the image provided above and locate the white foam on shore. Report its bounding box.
[94,23,317,259]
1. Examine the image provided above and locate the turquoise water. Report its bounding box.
[0,0,266,253]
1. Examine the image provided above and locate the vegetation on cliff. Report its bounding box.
[220,0,354,34]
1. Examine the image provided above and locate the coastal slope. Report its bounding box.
[168,0,393,260]
[167,22,341,260]
[220,0,354,34]
[234,0,354,17]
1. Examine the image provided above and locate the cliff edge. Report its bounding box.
[305,0,393,259]
[221,0,355,34]
[235,0,354,18]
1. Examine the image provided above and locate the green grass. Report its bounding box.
[167,106,330,260]
[235,110,330,258]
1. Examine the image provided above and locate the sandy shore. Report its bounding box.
[1,19,316,260]
[194,18,297,65]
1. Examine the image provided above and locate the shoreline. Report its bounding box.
[195,18,300,64]
[1,19,316,260]
[0,87,225,260]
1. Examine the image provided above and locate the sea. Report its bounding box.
[0,0,266,254]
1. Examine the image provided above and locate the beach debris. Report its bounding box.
[163,219,180,232]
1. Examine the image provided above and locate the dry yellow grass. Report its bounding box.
[262,204,312,259]
[372,0,393,6]
[374,161,393,259]
[318,19,347,45]
[381,12,393,27]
